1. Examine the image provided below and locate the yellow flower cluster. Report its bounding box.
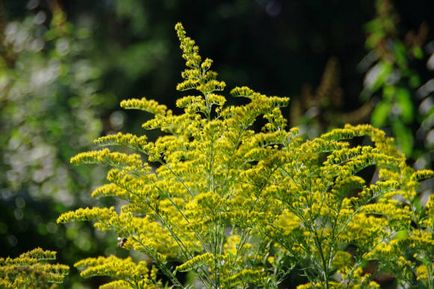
[75,255,162,289]
[94,132,149,151]
[58,23,433,288]
[0,248,69,289]
[71,148,144,169]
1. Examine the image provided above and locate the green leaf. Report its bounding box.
[409,75,421,88]
[392,42,407,68]
[371,101,391,127]
[396,88,414,123]
[412,46,423,59]
[369,61,393,92]
[394,230,409,241]
[383,85,395,100]
[392,121,413,156]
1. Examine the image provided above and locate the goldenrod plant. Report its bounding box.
[57,23,433,288]
[0,248,68,288]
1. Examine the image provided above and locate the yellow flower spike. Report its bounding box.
[223,235,242,256]
[94,132,148,150]
[120,98,167,115]
[411,169,434,182]
[57,207,117,226]
[91,183,130,199]
[75,256,162,289]
[175,253,215,272]
[275,209,301,236]
[222,268,267,287]
[99,280,131,289]
[416,264,429,281]
[331,251,353,269]
[71,149,143,168]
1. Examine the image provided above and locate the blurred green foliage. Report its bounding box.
[0,2,118,287]
[361,0,433,165]
[0,5,102,203]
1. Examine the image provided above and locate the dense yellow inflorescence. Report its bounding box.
[57,23,434,288]
[75,256,162,289]
[0,248,69,289]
